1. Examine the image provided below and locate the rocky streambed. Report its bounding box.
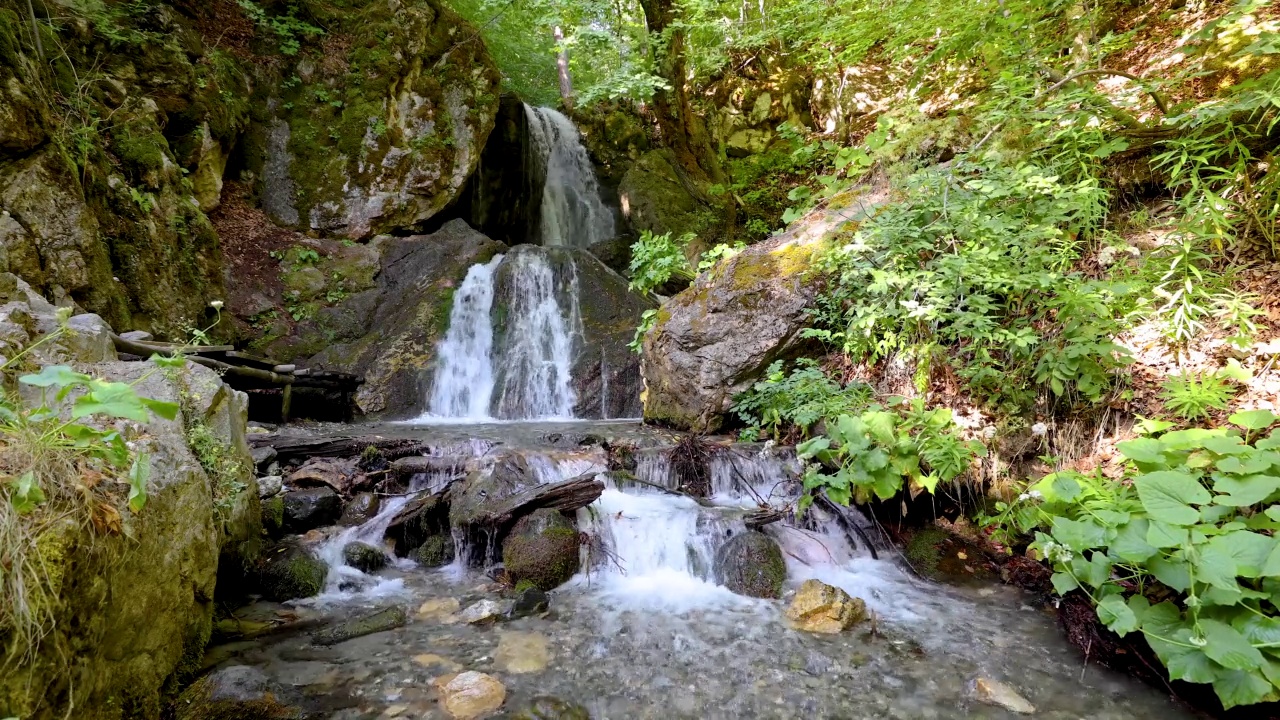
[198,421,1197,720]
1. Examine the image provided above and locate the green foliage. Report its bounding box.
[627,230,697,297]
[1160,363,1250,421]
[235,0,323,56]
[797,399,985,507]
[731,360,872,441]
[987,411,1280,709]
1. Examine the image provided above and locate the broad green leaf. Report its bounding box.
[825,485,851,507]
[1111,519,1157,562]
[1235,615,1280,647]
[1094,509,1130,527]
[8,471,45,514]
[1097,594,1138,636]
[1217,454,1276,475]
[1212,473,1280,506]
[1269,505,1280,523]
[1149,555,1192,591]
[797,436,831,459]
[1051,571,1078,595]
[1194,546,1240,592]
[128,454,150,513]
[1201,619,1265,671]
[1051,516,1105,550]
[72,382,150,423]
[1213,669,1272,710]
[1141,601,1197,662]
[141,397,180,420]
[1159,428,1217,451]
[1049,473,1081,502]
[1117,437,1166,464]
[1165,649,1219,684]
[149,353,188,369]
[1135,470,1210,525]
[1146,520,1189,549]
[1262,542,1280,578]
[862,411,897,446]
[1230,409,1279,431]
[1201,435,1248,455]
[19,364,91,389]
[1208,531,1275,578]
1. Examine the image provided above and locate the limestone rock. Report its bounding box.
[255,540,327,601]
[460,599,506,625]
[434,671,507,719]
[257,475,283,498]
[417,597,462,622]
[974,677,1036,714]
[495,630,551,674]
[726,128,775,157]
[281,487,341,533]
[713,531,787,599]
[617,149,711,242]
[342,541,388,573]
[502,509,581,591]
[784,579,867,633]
[641,190,886,431]
[174,665,302,720]
[339,492,381,526]
[63,313,117,363]
[255,0,501,239]
[120,329,154,342]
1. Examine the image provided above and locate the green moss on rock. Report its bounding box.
[412,534,456,568]
[502,509,581,592]
[713,531,786,599]
[256,540,327,601]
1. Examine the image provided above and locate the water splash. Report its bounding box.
[524,106,615,248]
[306,495,415,603]
[427,255,504,419]
[492,248,579,419]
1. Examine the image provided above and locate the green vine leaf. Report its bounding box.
[128,453,150,513]
[1135,470,1210,525]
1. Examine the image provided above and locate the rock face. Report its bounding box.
[255,540,328,602]
[784,579,868,634]
[713,531,787,599]
[617,149,714,242]
[339,492,381,526]
[290,219,505,416]
[502,509,582,591]
[174,665,302,720]
[0,326,260,718]
[281,487,341,533]
[641,191,886,430]
[255,0,501,239]
[343,542,388,573]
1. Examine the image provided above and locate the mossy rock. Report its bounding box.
[713,531,786,599]
[412,534,456,568]
[174,665,302,720]
[502,509,581,591]
[903,525,997,585]
[256,540,327,601]
[262,495,286,538]
[342,541,388,573]
[312,606,407,646]
[511,696,592,720]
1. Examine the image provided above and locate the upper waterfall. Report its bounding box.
[524,106,615,248]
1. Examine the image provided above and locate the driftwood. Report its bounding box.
[745,507,786,530]
[391,455,471,478]
[464,473,604,531]
[248,435,429,464]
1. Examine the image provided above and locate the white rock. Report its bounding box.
[974,677,1035,714]
[257,475,283,498]
[433,671,505,719]
[459,599,504,625]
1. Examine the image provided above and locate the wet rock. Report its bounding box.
[713,531,786,599]
[784,579,867,633]
[973,677,1036,714]
[286,458,356,494]
[388,490,451,556]
[417,597,462,622]
[460,599,506,625]
[262,495,285,538]
[342,541,387,573]
[412,534,456,568]
[511,696,591,720]
[434,671,507,719]
[339,492,381,526]
[119,329,154,342]
[641,190,886,431]
[255,539,327,601]
[495,630,551,674]
[174,665,302,720]
[281,487,341,533]
[502,509,581,591]
[250,445,277,472]
[415,653,464,673]
[257,475,283,498]
[312,606,407,646]
[508,586,549,618]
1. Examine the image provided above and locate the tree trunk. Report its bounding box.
[554,26,574,110]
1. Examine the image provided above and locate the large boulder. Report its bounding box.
[502,509,581,591]
[641,190,886,430]
[617,149,713,243]
[0,361,260,719]
[173,665,303,720]
[713,531,787,599]
[281,487,341,533]
[288,219,506,416]
[253,0,501,239]
[255,540,328,602]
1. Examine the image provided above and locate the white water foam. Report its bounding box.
[524,105,615,248]
[302,495,416,605]
[425,255,504,420]
[492,248,579,419]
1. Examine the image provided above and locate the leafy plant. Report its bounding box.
[235,0,323,56]
[990,411,1280,709]
[731,360,872,440]
[1160,363,1249,421]
[627,230,696,297]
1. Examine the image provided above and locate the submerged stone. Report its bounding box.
[974,677,1036,714]
[339,491,381,526]
[434,671,507,719]
[312,606,408,646]
[342,541,388,573]
[281,487,341,533]
[713,530,786,599]
[174,665,302,720]
[495,630,551,674]
[511,696,591,720]
[502,509,581,591]
[508,586,550,618]
[784,579,867,633]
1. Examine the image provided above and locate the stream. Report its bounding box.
[216,420,1197,719]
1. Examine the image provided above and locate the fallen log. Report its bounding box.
[391,455,471,478]
[247,435,430,464]
[461,473,604,531]
[745,507,786,530]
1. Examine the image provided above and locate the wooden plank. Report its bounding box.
[220,351,278,370]
[281,383,293,423]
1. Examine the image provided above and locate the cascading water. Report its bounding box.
[492,248,579,419]
[524,105,615,248]
[427,255,503,419]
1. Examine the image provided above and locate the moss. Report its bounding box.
[186,421,250,520]
[411,534,455,568]
[904,525,996,584]
[256,542,327,601]
[502,510,581,591]
[108,118,169,182]
[262,496,285,536]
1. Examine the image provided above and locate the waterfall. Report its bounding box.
[524,106,615,248]
[427,255,504,420]
[492,248,579,418]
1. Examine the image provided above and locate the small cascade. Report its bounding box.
[492,248,579,419]
[427,255,503,419]
[524,106,615,248]
[312,495,415,599]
